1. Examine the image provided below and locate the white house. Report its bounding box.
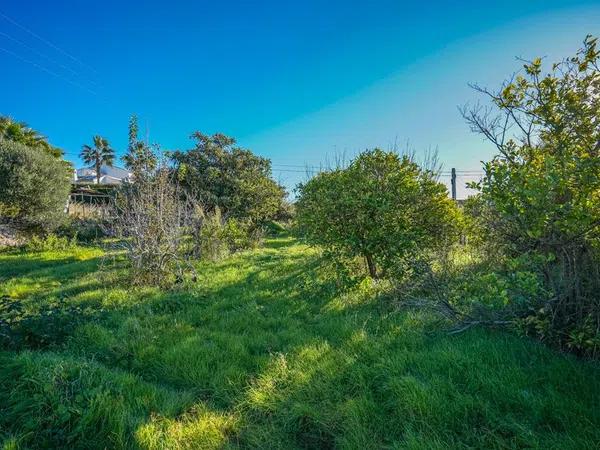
[74,165,133,185]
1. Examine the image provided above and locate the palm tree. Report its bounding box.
[0,116,62,157]
[80,135,115,184]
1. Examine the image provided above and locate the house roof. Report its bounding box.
[74,164,133,185]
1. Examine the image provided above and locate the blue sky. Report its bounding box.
[2,0,600,197]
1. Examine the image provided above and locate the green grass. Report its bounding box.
[0,237,599,449]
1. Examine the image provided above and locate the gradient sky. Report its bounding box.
[2,0,600,197]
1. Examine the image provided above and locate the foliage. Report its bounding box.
[274,199,295,224]
[122,114,157,178]
[80,135,115,185]
[463,35,600,356]
[296,149,460,279]
[0,116,62,158]
[0,139,72,231]
[264,220,289,236]
[57,218,109,243]
[171,132,285,227]
[0,295,103,350]
[113,167,195,287]
[0,238,599,448]
[0,352,183,449]
[25,233,77,252]
[187,206,262,261]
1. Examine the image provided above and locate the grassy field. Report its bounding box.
[0,236,599,449]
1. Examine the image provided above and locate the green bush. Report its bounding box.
[0,295,104,350]
[222,218,263,252]
[57,218,109,243]
[25,233,77,252]
[296,149,460,279]
[171,132,286,227]
[463,36,600,356]
[443,253,549,319]
[191,207,261,261]
[0,139,72,231]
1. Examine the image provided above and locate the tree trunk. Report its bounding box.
[96,159,101,184]
[365,254,378,279]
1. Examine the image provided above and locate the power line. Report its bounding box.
[0,45,98,95]
[0,30,78,77]
[0,45,98,96]
[0,30,99,87]
[270,167,484,176]
[270,162,482,173]
[0,11,98,75]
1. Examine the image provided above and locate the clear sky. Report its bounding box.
[2,0,600,197]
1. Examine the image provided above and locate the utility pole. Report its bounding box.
[451,167,457,201]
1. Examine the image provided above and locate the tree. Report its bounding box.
[0,139,72,230]
[80,135,115,184]
[296,149,459,279]
[112,162,196,286]
[462,35,600,354]
[0,116,62,158]
[122,114,157,178]
[171,132,285,226]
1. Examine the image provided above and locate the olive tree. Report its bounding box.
[171,132,285,227]
[0,139,72,230]
[296,149,460,279]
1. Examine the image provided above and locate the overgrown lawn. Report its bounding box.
[0,237,598,449]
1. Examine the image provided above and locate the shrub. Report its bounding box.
[296,149,460,279]
[112,167,195,287]
[449,254,549,320]
[171,132,286,227]
[188,206,261,261]
[57,218,109,243]
[0,295,104,350]
[192,206,229,261]
[25,233,76,252]
[462,35,600,356]
[0,139,72,231]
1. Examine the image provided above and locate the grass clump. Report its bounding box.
[0,352,189,449]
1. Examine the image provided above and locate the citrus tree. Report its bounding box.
[296,149,459,279]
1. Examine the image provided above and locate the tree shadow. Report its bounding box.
[4,237,599,448]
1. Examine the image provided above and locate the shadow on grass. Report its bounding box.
[2,237,600,449]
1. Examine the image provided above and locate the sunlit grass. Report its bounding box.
[0,237,599,448]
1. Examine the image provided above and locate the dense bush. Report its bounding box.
[296,149,460,279]
[114,138,265,284]
[171,132,286,227]
[188,206,262,261]
[462,35,600,356]
[57,218,110,243]
[0,139,72,231]
[25,233,77,252]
